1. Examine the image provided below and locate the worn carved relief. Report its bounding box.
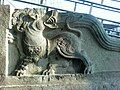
[10,8,93,76]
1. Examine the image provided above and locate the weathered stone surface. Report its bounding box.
[8,43,19,75]
[80,27,120,73]
[0,5,9,75]
[9,9,120,76]
[56,13,120,73]
[10,8,92,76]
[0,72,120,90]
[0,6,120,90]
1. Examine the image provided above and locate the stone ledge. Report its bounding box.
[0,71,120,90]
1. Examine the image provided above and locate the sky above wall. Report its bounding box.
[4,0,120,24]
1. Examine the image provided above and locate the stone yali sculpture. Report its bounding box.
[11,8,92,76]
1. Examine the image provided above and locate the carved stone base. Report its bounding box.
[0,72,120,90]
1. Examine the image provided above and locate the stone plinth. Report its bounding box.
[0,72,120,90]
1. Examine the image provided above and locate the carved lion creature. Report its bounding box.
[11,8,92,76]
[12,8,58,76]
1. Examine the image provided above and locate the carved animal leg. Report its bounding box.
[14,58,32,76]
[14,57,41,76]
[42,63,55,75]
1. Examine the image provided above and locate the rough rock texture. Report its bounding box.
[0,5,9,75]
